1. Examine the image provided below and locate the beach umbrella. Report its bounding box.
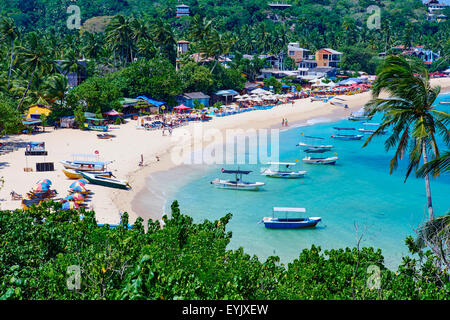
[62,201,79,210]
[78,178,89,185]
[70,185,87,193]
[70,193,85,202]
[70,181,85,189]
[33,183,50,192]
[36,179,52,186]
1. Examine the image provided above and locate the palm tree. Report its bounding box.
[16,32,54,110]
[363,55,450,221]
[152,18,176,63]
[106,15,133,66]
[0,17,19,89]
[44,73,68,107]
[59,49,86,85]
[189,15,213,43]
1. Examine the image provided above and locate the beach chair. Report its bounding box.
[10,191,23,200]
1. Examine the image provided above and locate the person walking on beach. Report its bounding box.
[282,118,285,127]
[285,118,288,126]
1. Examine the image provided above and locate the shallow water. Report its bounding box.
[140,93,450,270]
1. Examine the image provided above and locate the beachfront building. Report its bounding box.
[176,92,211,108]
[26,104,51,120]
[268,2,292,9]
[425,0,448,21]
[177,40,190,56]
[212,89,239,105]
[176,3,190,17]
[287,43,310,65]
[315,48,343,68]
[383,45,440,65]
[307,67,338,79]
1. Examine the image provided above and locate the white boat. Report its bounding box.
[302,156,338,165]
[439,101,450,105]
[297,136,333,151]
[261,207,321,229]
[348,111,371,121]
[261,162,307,179]
[358,122,386,135]
[211,169,265,191]
[60,160,112,172]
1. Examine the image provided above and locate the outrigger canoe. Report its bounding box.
[62,168,113,180]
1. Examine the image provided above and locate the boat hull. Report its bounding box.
[261,169,307,179]
[263,217,321,229]
[80,172,130,190]
[332,134,363,140]
[302,157,338,165]
[211,179,265,191]
[60,161,107,172]
[62,169,113,180]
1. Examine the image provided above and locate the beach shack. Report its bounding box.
[212,89,239,105]
[135,96,166,114]
[85,117,108,132]
[103,109,123,122]
[176,92,210,108]
[26,104,51,120]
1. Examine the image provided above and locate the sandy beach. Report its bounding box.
[1,77,449,225]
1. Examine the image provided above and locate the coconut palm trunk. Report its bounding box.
[17,67,36,111]
[7,39,14,88]
[422,141,434,220]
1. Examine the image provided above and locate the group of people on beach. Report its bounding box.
[282,118,289,127]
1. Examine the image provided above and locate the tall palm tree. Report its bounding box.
[16,32,54,111]
[363,55,450,221]
[152,18,175,63]
[0,17,19,89]
[44,73,68,107]
[60,49,86,85]
[106,15,133,66]
[189,15,213,43]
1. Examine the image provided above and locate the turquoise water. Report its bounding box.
[160,94,450,269]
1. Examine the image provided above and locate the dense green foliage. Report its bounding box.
[0,201,448,300]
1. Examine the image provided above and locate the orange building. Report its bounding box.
[315,48,343,68]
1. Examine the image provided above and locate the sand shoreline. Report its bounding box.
[1,78,449,225]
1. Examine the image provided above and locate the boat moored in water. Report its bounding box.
[331,127,363,140]
[302,156,338,165]
[261,162,307,178]
[211,168,265,190]
[261,207,321,229]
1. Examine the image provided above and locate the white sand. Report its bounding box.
[1,78,449,224]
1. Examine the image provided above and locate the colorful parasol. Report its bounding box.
[62,201,79,210]
[78,179,89,185]
[70,181,85,189]
[33,182,50,192]
[70,185,87,193]
[36,179,52,186]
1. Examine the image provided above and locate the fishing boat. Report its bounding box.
[297,136,333,151]
[330,101,348,108]
[302,156,338,165]
[62,168,113,180]
[439,101,450,105]
[358,122,387,135]
[60,160,112,172]
[261,162,307,179]
[211,168,265,191]
[331,127,363,140]
[261,207,321,229]
[348,111,371,121]
[80,172,130,190]
[97,133,116,139]
[85,118,109,132]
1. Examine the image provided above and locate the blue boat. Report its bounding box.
[261,207,321,229]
